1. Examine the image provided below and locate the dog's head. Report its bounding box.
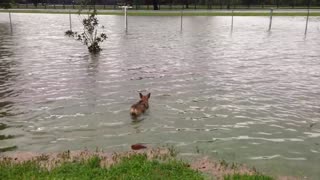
[139,93,151,103]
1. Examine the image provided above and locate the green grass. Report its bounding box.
[0,154,204,180]
[224,173,274,180]
[1,9,320,16]
[107,154,203,179]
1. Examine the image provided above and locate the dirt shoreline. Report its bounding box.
[0,147,300,180]
[0,147,257,179]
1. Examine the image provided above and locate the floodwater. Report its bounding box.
[0,13,320,178]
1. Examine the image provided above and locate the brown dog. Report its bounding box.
[130,93,151,118]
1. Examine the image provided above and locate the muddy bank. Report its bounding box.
[0,147,171,169]
[0,147,273,180]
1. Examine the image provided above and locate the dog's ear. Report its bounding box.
[139,93,143,99]
[147,93,151,99]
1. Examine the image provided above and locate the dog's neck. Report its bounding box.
[139,100,149,108]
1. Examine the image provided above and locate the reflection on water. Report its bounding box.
[0,14,320,179]
[0,24,16,118]
[0,23,18,152]
[0,123,8,131]
[0,122,17,152]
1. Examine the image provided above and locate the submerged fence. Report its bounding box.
[4,8,315,37]
[2,0,320,10]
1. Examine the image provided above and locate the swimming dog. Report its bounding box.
[130,93,151,118]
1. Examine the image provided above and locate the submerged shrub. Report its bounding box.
[65,9,107,54]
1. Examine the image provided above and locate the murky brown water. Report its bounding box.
[0,13,320,178]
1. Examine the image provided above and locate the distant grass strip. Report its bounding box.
[1,9,320,16]
[224,173,274,180]
[0,154,204,180]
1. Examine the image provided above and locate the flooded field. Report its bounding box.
[0,13,320,178]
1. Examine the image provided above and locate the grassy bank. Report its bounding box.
[0,155,204,180]
[1,9,320,16]
[0,148,274,180]
[0,154,273,180]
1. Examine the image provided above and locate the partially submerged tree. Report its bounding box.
[65,9,107,54]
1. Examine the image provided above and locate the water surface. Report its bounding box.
[0,13,320,178]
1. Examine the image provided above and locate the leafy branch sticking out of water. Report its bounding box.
[65,9,107,54]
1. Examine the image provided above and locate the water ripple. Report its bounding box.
[249,155,306,161]
[0,14,320,178]
[213,136,304,142]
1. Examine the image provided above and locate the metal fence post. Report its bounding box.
[268,8,273,31]
[305,9,310,36]
[69,10,72,31]
[9,11,13,33]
